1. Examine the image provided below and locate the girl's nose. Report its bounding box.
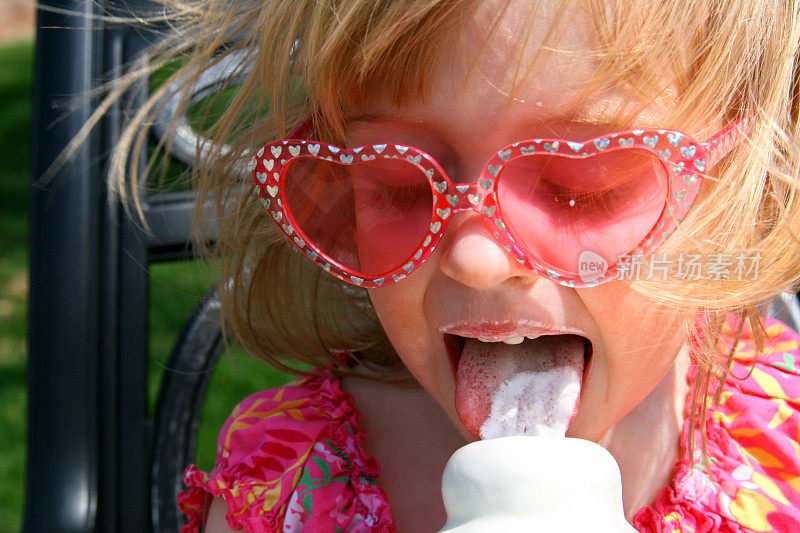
[437,212,536,289]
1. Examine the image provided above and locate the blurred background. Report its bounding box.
[0,3,295,531]
[1,3,37,529]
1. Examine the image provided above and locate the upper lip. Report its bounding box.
[439,320,591,342]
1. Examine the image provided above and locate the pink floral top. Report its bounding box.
[179,317,800,532]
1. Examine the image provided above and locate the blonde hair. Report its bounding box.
[106,0,799,451]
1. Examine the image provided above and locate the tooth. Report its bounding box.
[502,336,525,345]
[477,337,493,343]
[525,334,541,341]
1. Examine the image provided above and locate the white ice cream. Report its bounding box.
[480,366,581,439]
[438,437,636,532]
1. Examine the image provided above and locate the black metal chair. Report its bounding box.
[25,1,239,530]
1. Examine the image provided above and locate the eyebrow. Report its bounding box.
[345,110,636,141]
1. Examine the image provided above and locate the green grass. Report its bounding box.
[0,39,34,533]
[0,39,295,531]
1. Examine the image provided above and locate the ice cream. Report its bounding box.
[438,436,636,532]
[439,334,635,532]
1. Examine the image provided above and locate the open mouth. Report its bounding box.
[444,333,593,383]
[443,332,593,438]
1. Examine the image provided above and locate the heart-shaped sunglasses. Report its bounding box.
[252,117,749,288]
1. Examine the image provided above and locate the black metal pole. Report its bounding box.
[25,0,102,531]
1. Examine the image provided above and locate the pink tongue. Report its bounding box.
[455,335,586,440]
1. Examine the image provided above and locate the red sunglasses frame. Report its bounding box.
[251,117,750,288]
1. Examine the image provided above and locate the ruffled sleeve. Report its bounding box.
[178,374,395,532]
[634,316,800,533]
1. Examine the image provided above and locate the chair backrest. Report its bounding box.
[25,1,229,530]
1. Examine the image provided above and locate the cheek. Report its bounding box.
[366,265,459,414]
[367,281,432,374]
[578,282,688,433]
[589,283,686,359]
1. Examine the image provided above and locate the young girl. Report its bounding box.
[115,0,800,530]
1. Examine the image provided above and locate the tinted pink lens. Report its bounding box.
[496,149,668,275]
[283,155,433,276]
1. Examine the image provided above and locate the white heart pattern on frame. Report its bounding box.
[669,162,685,175]
[618,138,634,148]
[593,138,610,151]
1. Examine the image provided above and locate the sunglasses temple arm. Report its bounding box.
[286,116,315,140]
[701,116,752,170]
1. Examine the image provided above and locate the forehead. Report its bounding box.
[351,0,676,135]
[451,0,595,105]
